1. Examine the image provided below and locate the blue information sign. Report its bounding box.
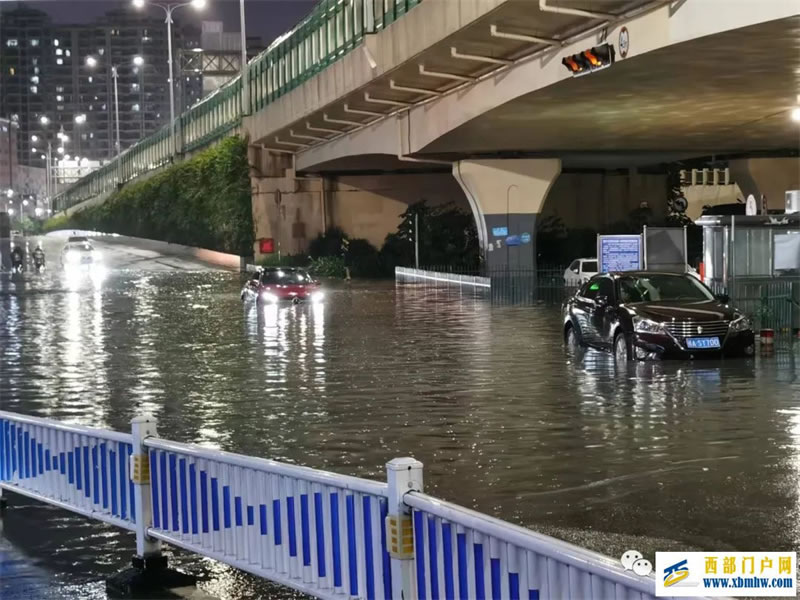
[598,235,642,272]
[506,235,521,247]
[520,232,532,244]
[492,226,509,237]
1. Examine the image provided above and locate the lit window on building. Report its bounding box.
[56,85,64,92]
[65,49,71,57]
[31,75,39,84]
[82,134,87,140]
[57,105,64,111]
[57,58,63,65]
[7,67,14,75]
[30,39,39,47]
[132,104,140,112]
[89,105,93,111]
[101,104,107,110]
[99,47,105,55]
[56,48,63,56]
[32,58,38,65]
[56,95,63,102]
[88,76,93,83]
[30,85,38,94]
[53,39,59,47]
[89,132,94,139]
[34,67,39,74]
[132,83,139,91]
[7,39,18,47]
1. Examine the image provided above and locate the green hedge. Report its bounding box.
[45,136,254,255]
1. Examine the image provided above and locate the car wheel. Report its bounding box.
[565,325,584,356]
[614,332,631,363]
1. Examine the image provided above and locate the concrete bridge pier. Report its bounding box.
[248,146,326,261]
[453,158,561,274]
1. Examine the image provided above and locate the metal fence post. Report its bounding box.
[386,457,423,600]
[130,414,161,562]
[108,414,196,596]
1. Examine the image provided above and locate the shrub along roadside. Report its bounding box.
[43,136,254,255]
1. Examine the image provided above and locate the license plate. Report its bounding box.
[686,337,720,349]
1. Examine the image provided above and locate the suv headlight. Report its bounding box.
[634,316,664,333]
[730,314,752,332]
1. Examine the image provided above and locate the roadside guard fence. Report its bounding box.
[0,410,662,600]
[399,266,579,306]
[53,0,425,213]
[706,278,800,332]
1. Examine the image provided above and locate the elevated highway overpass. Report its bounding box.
[52,0,800,271]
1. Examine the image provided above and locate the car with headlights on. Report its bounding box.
[60,238,97,268]
[563,271,754,360]
[241,267,323,305]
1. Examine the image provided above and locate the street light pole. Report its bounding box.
[133,0,207,156]
[240,0,249,116]
[166,10,176,155]
[113,66,121,159]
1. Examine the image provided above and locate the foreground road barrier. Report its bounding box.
[0,410,673,599]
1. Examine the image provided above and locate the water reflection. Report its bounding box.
[2,274,800,597]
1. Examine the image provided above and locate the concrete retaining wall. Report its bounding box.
[395,266,490,288]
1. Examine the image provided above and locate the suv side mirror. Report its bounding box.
[716,293,730,304]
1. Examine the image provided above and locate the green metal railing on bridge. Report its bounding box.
[53,0,423,213]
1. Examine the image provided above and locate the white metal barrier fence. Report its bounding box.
[144,436,392,598]
[0,410,670,599]
[405,492,657,600]
[0,411,137,532]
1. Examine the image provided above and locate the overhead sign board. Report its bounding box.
[598,234,642,272]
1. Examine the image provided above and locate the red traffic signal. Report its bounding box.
[561,43,616,76]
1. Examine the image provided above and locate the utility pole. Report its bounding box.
[414,212,419,269]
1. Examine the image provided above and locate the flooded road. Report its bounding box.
[1,248,800,597]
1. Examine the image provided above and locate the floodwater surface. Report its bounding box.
[1,257,799,598]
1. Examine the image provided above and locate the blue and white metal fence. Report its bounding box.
[0,411,136,532]
[406,493,657,600]
[143,436,392,599]
[0,410,669,599]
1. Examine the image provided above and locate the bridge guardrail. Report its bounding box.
[53,0,424,214]
[0,409,667,599]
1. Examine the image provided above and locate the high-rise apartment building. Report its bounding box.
[0,3,201,168]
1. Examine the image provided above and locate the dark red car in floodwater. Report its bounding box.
[241,267,323,304]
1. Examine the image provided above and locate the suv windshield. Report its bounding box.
[68,236,88,243]
[619,274,714,303]
[261,269,311,284]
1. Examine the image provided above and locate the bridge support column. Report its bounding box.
[453,159,561,301]
[249,147,327,261]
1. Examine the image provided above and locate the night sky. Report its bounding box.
[3,0,318,45]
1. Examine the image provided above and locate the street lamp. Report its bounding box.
[133,0,208,155]
[39,116,49,126]
[792,107,800,123]
[74,114,87,124]
[86,55,144,160]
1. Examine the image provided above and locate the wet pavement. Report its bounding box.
[1,235,800,597]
